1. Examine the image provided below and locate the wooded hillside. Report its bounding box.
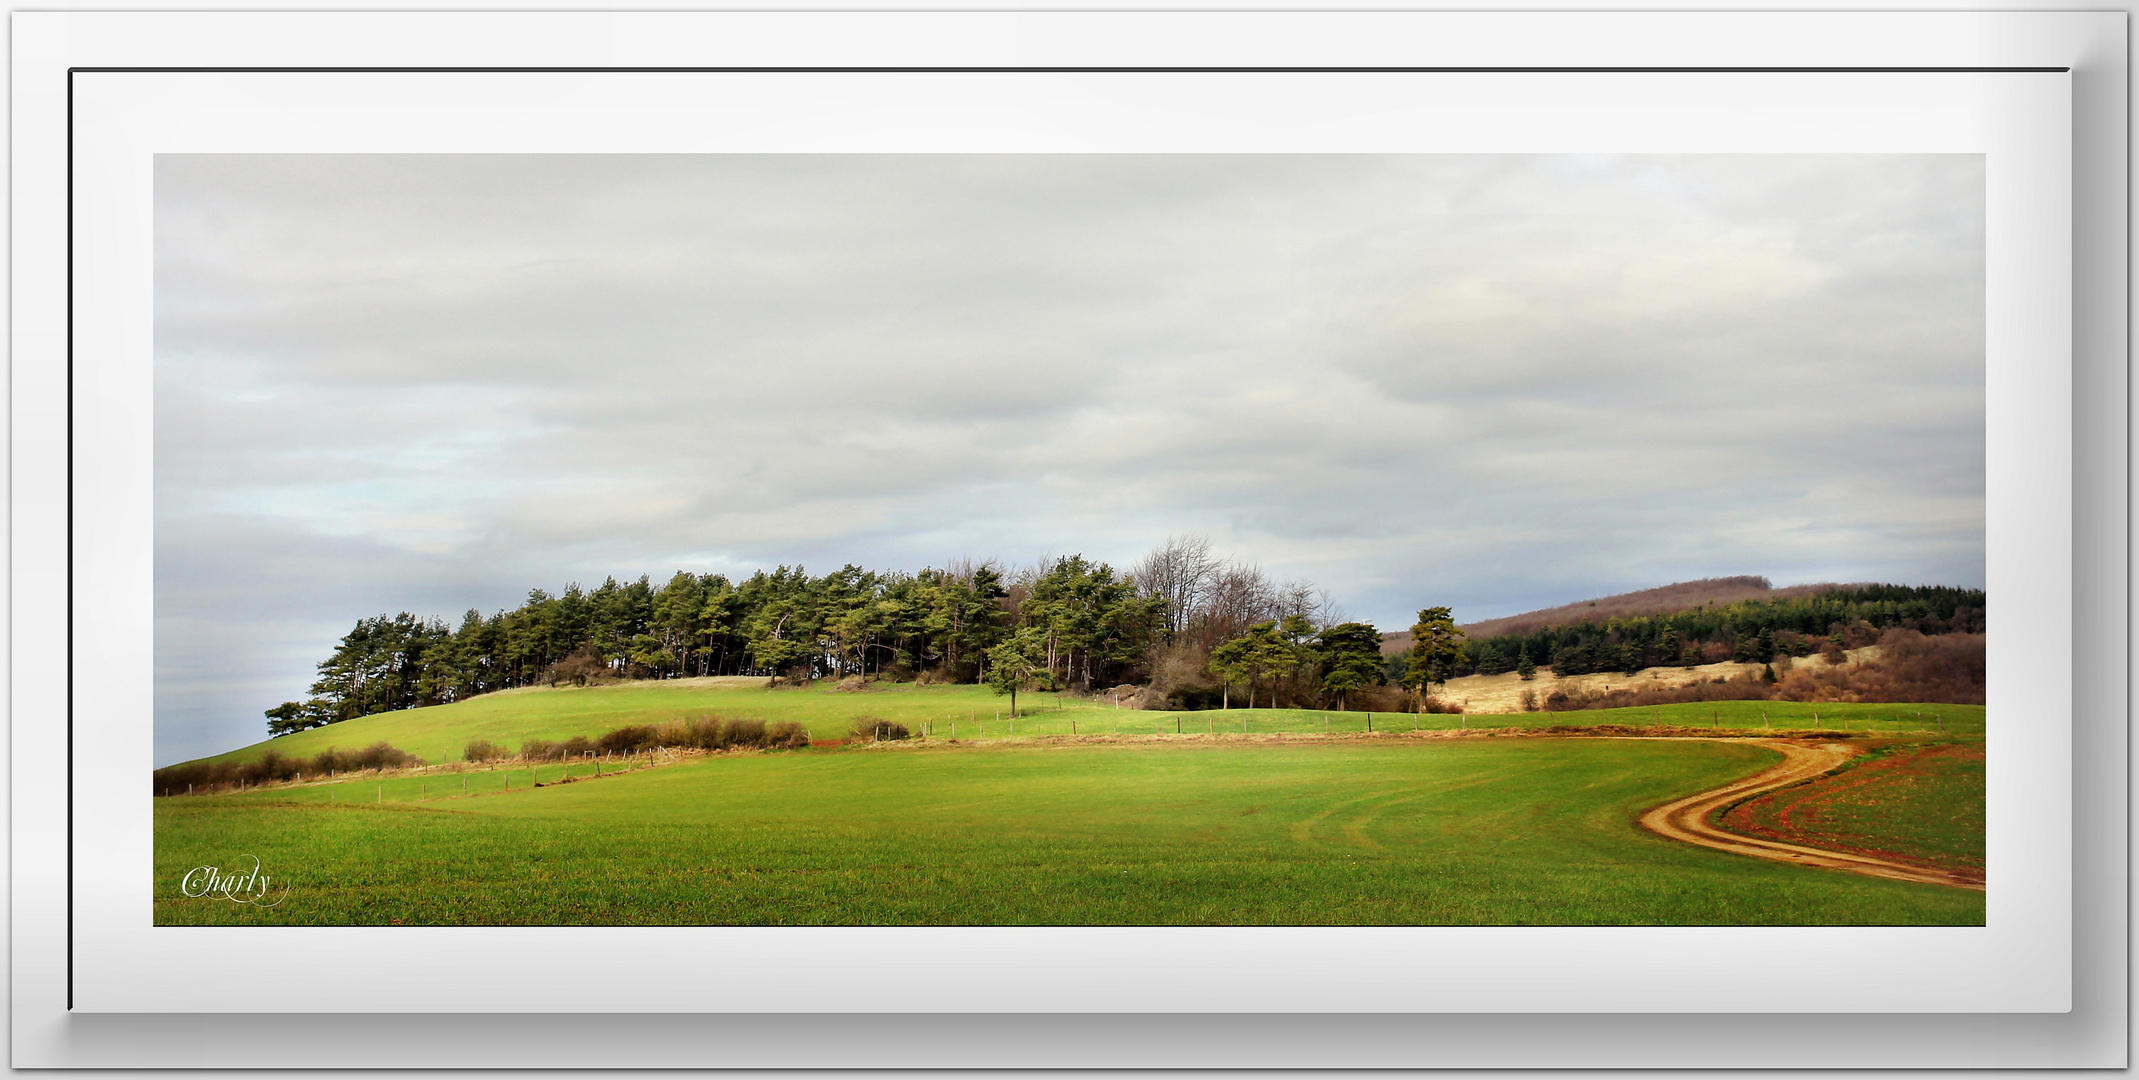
[264,545,1985,739]
[1382,576,1861,653]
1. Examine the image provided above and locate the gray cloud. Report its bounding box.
[155,153,1984,764]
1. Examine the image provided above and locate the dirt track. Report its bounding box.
[1636,738,1986,891]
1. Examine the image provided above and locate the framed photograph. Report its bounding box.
[13,8,2125,1069]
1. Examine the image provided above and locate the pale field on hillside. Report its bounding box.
[1439,647,1880,715]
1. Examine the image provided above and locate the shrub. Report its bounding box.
[848,716,910,742]
[1343,684,1407,713]
[650,718,712,750]
[463,739,505,762]
[1838,619,1883,649]
[519,738,558,761]
[1519,688,1538,712]
[1146,641,1221,710]
[595,725,658,753]
[542,646,614,687]
[835,674,868,692]
[613,715,804,753]
[152,740,420,795]
[348,742,413,770]
[1537,671,1772,713]
[1773,630,1983,705]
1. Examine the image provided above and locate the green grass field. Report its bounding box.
[155,737,1983,926]
[171,678,1986,771]
[155,678,1987,926]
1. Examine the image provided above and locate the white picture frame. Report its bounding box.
[12,8,2126,1068]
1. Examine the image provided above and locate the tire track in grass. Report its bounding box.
[1290,789,1411,848]
[1634,738,1985,891]
[1292,772,1514,851]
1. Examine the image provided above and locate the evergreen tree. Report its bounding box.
[1315,622,1384,710]
[1619,641,1644,676]
[1402,606,1467,711]
[1209,634,1255,710]
[263,701,314,737]
[984,629,1045,717]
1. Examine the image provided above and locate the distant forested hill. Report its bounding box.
[1383,579,1984,681]
[1382,576,1860,655]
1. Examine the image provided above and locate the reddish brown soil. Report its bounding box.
[1636,738,1982,891]
[1719,743,1984,880]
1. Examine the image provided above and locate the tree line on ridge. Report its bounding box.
[265,534,1985,736]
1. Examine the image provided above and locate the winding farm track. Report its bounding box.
[1635,738,1986,891]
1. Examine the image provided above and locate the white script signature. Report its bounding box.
[180,854,289,908]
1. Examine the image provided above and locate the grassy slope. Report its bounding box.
[185,682,1087,766]
[155,738,1984,926]
[178,678,1987,770]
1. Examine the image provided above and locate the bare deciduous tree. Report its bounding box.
[1133,533,1219,634]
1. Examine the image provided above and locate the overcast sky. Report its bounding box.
[155,154,1984,764]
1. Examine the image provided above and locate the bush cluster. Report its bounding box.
[511,716,809,760]
[1539,671,1773,713]
[153,741,415,795]
[516,736,596,761]
[158,713,810,796]
[1527,629,1986,713]
[848,716,911,742]
[1773,629,1985,706]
